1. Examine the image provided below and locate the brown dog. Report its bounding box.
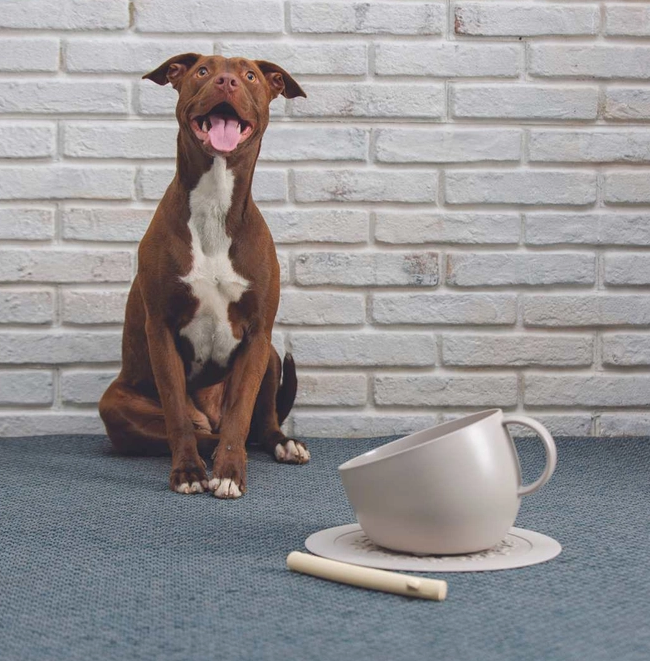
[99,53,310,498]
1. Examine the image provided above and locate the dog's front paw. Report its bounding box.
[275,439,310,465]
[208,477,243,499]
[210,444,246,499]
[169,460,209,495]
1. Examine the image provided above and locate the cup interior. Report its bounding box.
[338,409,501,471]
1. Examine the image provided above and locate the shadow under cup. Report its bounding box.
[338,409,558,556]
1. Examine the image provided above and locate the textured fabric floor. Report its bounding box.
[0,434,648,661]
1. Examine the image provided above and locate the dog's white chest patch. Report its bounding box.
[180,157,249,378]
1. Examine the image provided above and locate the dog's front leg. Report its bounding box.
[145,319,208,494]
[209,335,270,499]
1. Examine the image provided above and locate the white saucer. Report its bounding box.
[305,524,561,572]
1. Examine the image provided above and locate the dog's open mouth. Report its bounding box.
[191,102,254,153]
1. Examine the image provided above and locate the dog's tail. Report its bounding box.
[276,352,297,425]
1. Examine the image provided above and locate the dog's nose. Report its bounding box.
[215,73,239,91]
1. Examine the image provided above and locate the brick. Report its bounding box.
[445,171,597,206]
[529,45,650,79]
[0,37,59,72]
[527,416,593,437]
[0,81,129,115]
[523,295,650,327]
[62,208,151,243]
[295,373,367,406]
[441,412,593,438]
[0,291,53,325]
[290,1,445,35]
[602,334,650,367]
[374,375,518,407]
[216,41,368,75]
[0,371,53,405]
[277,292,365,325]
[60,370,117,405]
[605,172,650,205]
[139,167,286,202]
[136,81,179,116]
[454,3,598,36]
[264,209,368,244]
[0,249,133,283]
[0,208,54,241]
[295,252,439,287]
[0,332,121,364]
[259,126,368,162]
[605,88,650,121]
[135,0,283,33]
[290,83,444,119]
[294,170,437,203]
[452,84,598,120]
[605,5,650,36]
[372,293,517,326]
[251,170,287,202]
[0,123,56,159]
[600,415,650,436]
[0,166,134,201]
[0,412,105,436]
[277,252,290,285]
[290,332,435,367]
[447,252,595,287]
[292,413,440,438]
[442,334,593,367]
[375,129,520,164]
[530,130,650,163]
[605,254,650,286]
[375,43,520,77]
[64,123,177,159]
[0,0,128,29]
[525,213,650,246]
[525,374,650,407]
[375,212,520,245]
[61,290,129,325]
[271,330,285,356]
[66,38,213,73]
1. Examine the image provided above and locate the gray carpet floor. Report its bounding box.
[0,434,648,661]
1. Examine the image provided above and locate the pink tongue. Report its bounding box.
[208,116,240,152]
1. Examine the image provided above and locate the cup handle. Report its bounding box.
[501,414,558,497]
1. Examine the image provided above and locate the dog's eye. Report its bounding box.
[246,71,256,82]
[197,67,209,77]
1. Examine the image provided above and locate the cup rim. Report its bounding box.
[338,408,502,472]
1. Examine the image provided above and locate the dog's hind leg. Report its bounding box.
[192,382,225,432]
[185,395,212,432]
[99,380,219,458]
[249,348,310,464]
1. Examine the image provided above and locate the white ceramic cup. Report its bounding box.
[338,409,557,555]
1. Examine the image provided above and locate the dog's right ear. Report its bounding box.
[142,53,201,90]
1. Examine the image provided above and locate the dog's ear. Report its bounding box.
[255,60,306,100]
[142,53,201,90]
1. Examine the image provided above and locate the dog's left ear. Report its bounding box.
[142,53,201,90]
[255,60,306,99]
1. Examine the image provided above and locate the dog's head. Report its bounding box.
[143,53,305,159]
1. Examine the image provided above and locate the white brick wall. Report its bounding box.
[2,0,650,439]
